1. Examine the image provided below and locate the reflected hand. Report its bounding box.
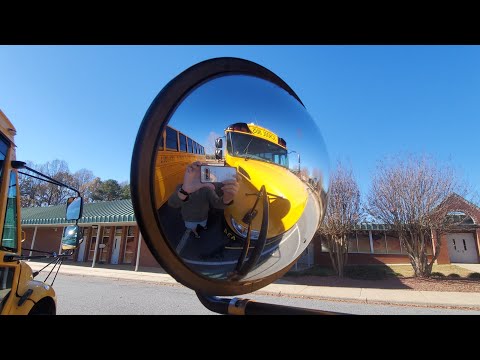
[221,177,239,204]
[182,161,215,194]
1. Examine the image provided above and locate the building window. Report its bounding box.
[372,231,387,254]
[357,231,371,253]
[88,236,97,261]
[385,231,402,254]
[123,226,135,264]
[348,233,358,253]
[115,226,122,236]
[98,228,110,263]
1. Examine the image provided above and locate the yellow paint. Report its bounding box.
[224,124,307,239]
[154,150,206,209]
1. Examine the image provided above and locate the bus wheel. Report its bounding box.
[28,297,56,315]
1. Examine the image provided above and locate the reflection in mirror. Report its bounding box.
[66,196,83,221]
[154,74,329,282]
[61,225,82,250]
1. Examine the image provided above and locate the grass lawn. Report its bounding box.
[287,264,480,280]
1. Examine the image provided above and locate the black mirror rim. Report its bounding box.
[130,57,305,296]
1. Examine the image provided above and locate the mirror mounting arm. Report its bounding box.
[196,293,347,315]
[230,185,268,279]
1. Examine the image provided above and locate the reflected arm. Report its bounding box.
[207,187,231,209]
[167,185,185,208]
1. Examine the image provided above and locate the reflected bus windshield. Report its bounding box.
[229,132,288,168]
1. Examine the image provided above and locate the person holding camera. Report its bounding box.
[168,161,239,238]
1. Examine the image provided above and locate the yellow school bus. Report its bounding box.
[220,122,308,241]
[154,125,206,209]
[0,110,82,315]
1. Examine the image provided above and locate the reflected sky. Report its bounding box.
[169,74,330,187]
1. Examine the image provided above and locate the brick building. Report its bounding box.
[313,193,480,266]
[21,199,160,268]
[21,194,479,270]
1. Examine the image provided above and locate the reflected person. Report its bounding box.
[168,161,239,238]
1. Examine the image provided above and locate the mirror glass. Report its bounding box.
[66,196,83,221]
[154,74,329,281]
[61,225,82,250]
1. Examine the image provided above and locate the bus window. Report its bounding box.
[158,133,164,150]
[179,133,187,152]
[0,135,7,182]
[166,127,178,151]
[187,138,193,153]
[1,171,17,250]
[226,133,233,154]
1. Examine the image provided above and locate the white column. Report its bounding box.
[91,225,102,268]
[369,230,374,253]
[135,231,142,272]
[28,226,38,259]
[58,226,66,254]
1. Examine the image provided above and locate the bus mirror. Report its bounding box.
[61,225,83,250]
[215,138,223,148]
[131,57,330,296]
[66,196,83,221]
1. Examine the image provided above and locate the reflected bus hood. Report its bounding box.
[225,157,308,239]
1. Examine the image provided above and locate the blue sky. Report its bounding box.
[1,45,479,198]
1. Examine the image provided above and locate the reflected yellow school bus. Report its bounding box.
[154,125,206,209]
[221,122,308,240]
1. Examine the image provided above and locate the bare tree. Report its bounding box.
[18,159,74,206]
[72,169,98,203]
[317,163,361,277]
[19,160,103,206]
[19,161,43,207]
[367,154,467,277]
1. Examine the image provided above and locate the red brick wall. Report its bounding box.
[313,234,431,266]
[22,225,160,268]
[22,227,63,255]
[139,238,161,267]
[315,252,414,266]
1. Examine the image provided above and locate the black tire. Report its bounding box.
[28,297,56,315]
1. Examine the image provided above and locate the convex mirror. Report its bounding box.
[131,57,329,295]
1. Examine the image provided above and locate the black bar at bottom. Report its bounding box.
[244,301,344,315]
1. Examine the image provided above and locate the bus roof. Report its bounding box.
[0,109,17,144]
[225,122,287,149]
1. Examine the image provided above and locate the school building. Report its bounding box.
[313,193,480,266]
[20,194,480,270]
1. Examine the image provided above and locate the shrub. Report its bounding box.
[447,273,461,278]
[345,266,392,280]
[467,272,480,279]
[431,272,446,278]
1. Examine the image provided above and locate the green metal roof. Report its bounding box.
[21,199,136,225]
[353,223,389,231]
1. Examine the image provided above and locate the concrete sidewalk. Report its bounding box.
[26,261,480,309]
